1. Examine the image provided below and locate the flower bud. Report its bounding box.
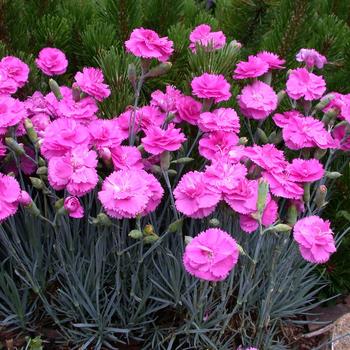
[144,62,172,78]
[160,151,171,171]
[256,128,268,144]
[257,180,269,216]
[303,183,311,202]
[314,185,328,208]
[127,63,137,89]
[5,137,25,155]
[18,190,32,206]
[287,204,298,226]
[143,235,159,244]
[325,171,342,179]
[165,113,175,123]
[314,148,328,160]
[171,157,193,164]
[167,169,177,176]
[272,224,292,232]
[54,198,64,210]
[24,118,39,146]
[72,83,81,102]
[143,224,156,236]
[36,166,47,175]
[228,40,242,51]
[208,218,220,227]
[29,177,44,190]
[99,147,112,161]
[49,79,63,100]
[150,165,161,174]
[38,157,46,167]
[167,218,183,233]
[137,144,144,152]
[322,108,338,126]
[314,94,334,111]
[129,229,143,239]
[95,213,112,226]
[277,90,286,105]
[25,201,41,216]
[268,130,283,145]
[239,137,248,145]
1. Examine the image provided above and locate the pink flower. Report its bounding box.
[239,198,278,233]
[198,108,240,133]
[0,173,20,221]
[293,216,336,263]
[0,56,29,88]
[30,113,51,138]
[35,48,68,76]
[0,67,18,95]
[263,171,304,199]
[18,190,32,206]
[0,95,27,135]
[150,85,183,116]
[199,131,239,161]
[114,110,136,140]
[48,147,98,197]
[175,96,202,125]
[191,73,231,103]
[287,159,324,182]
[296,49,327,69]
[273,111,336,150]
[136,105,165,130]
[64,196,84,218]
[237,81,278,120]
[323,93,350,123]
[98,169,163,218]
[89,119,123,150]
[44,86,71,118]
[244,144,288,173]
[25,91,49,116]
[224,179,259,214]
[189,24,226,53]
[204,160,247,196]
[233,55,269,79]
[256,51,285,70]
[332,124,350,151]
[142,123,186,155]
[140,172,164,215]
[58,96,97,125]
[183,228,239,281]
[174,171,221,218]
[110,145,144,170]
[41,118,91,159]
[286,68,326,101]
[125,28,174,62]
[74,67,110,101]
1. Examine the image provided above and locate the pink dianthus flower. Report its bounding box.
[89,119,123,151]
[183,228,239,281]
[125,28,174,62]
[287,158,324,182]
[175,95,202,125]
[0,95,27,134]
[237,81,278,120]
[35,48,68,76]
[111,145,144,170]
[64,196,84,218]
[150,85,183,117]
[0,67,18,95]
[74,67,110,101]
[0,56,29,88]
[332,124,350,151]
[189,24,226,53]
[256,51,285,70]
[198,108,240,133]
[142,123,186,155]
[296,49,327,69]
[293,216,336,263]
[323,92,350,123]
[191,73,231,103]
[233,55,269,79]
[174,171,221,218]
[0,173,20,221]
[48,147,98,197]
[286,68,326,101]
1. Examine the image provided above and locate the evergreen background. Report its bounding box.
[0,0,349,342]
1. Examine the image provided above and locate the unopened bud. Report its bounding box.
[314,185,328,208]
[326,171,342,179]
[167,169,177,176]
[287,204,298,226]
[272,224,292,232]
[160,151,171,171]
[167,218,183,233]
[257,181,269,216]
[171,157,193,164]
[24,119,39,145]
[5,137,25,155]
[322,108,338,126]
[228,40,242,50]
[127,63,137,89]
[143,224,155,236]
[303,183,311,203]
[239,137,248,145]
[314,148,328,160]
[72,83,81,102]
[92,213,112,226]
[18,190,32,206]
[256,128,268,144]
[144,62,172,78]
[129,229,143,239]
[150,165,161,174]
[165,113,175,123]
[54,198,64,210]
[137,144,144,152]
[268,130,283,145]
[277,90,286,105]
[36,166,47,175]
[30,177,44,190]
[38,157,46,167]
[314,94,334,111]
[49,79,63,100]
[25,201,41,216]
[143,235,159,244]
[208,218,220,227]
